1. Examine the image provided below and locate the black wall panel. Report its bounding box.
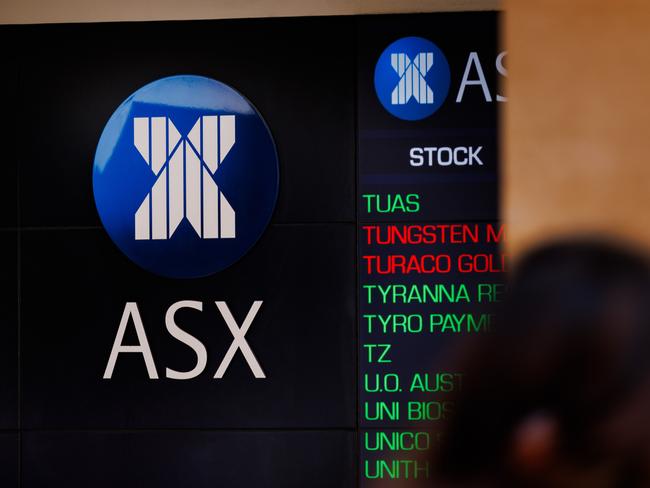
[22,431,355,488]
[9,16,359,486]
[0,232,17,430]
[0,27,18,230]
[0,433,19,487]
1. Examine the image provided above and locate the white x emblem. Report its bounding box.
[391,52,434,105]
[132,115,236,240]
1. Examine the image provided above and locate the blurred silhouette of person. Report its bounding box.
[427,239,650,487]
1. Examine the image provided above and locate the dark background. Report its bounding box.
[0,11,498,487]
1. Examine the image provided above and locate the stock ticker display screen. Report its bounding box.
[0,11,504,487]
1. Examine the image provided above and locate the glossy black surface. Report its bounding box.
[23,431,355,488]
[0,231,18,429]
[0,433,18,487]
[0,27,18,229]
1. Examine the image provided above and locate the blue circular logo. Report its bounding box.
[374,37,451,121]
[93,75,279,278]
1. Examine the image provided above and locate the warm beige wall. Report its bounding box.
[0,0,499,24]
[504,0,650,255]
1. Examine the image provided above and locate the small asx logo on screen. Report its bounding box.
[374,36,451,121]
[93,75,279,279]
[374,36,507,121]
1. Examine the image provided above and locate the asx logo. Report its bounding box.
[374,36,507,121]
[390,52,436,105]
[93,75,279,278]
[103,300,266,381]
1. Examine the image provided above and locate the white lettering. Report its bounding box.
[104,302,159,379]
[456,52,492,102]
[165,300,208,380]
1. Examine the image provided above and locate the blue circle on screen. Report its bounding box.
[93,75,279,278]
[374,37,451,121]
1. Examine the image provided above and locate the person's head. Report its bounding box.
[433,239,650,487]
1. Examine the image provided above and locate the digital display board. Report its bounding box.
[0,12,503,487]
[356,14,504,485]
